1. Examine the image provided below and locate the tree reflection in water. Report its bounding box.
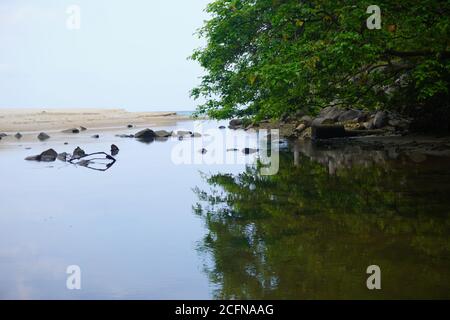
[193,143,450,299]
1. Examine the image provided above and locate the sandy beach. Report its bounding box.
[0,108,188,133]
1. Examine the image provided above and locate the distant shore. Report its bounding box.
[0,108,189,133]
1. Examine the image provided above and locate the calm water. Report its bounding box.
[0,120,449,299]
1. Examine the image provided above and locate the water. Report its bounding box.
[0,120,449,299]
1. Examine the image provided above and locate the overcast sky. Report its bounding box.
[0,0,210,111]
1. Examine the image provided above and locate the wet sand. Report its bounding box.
[0,108,188,133]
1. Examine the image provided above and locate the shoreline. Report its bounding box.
[0,108,190,134]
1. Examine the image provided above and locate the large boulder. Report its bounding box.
[338,110,362,122]
[38,132,50,141]
[373,111,388,129]
[320,106,344,122]
[134,129,157,141]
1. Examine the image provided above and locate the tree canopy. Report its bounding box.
[191,0,450,121]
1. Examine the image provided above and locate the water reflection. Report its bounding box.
[194,143,450,299]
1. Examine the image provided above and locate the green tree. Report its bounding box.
[191,0,450,122]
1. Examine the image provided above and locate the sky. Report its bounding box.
[0,0,210,111]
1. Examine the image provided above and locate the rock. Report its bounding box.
[245,124,254,131]
[15,133,23,139]
[243,148,258,155]
[312,118,335,126]
[72,147,86,159]
[229,119,244,129]
[200,148,208,154]
[362,120,375,130]
[91,134,100,139]
[227,148,239,152]
[388,119,400,127]
[127,124,134,128]
[338,110,362,122]
[134,129,157,141]
[57,152,70,162]
[373,111,388,129]
[38,132,50,141]
[154,130,172,138]
[25,155,41,161]
[25,149,58,162]
[80,126,87,131]
[320,106,344,121]
[298,115,313,126]
[64,142,69,145]
[191,132,202,138]
[0,133,7,138]
[116,134,134,138]
[219,126,226,129]
[311,125,347,140]
[111,144,119,156]
[175,130,193,137]
[62,128,80,134]
[295,124,307,134]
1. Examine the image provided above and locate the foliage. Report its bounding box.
[193,152,450,299]
[191,0,450,120]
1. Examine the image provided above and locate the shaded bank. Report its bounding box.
[193,143,450,299]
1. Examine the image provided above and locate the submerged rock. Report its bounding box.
[63,128,80,134]
[111,144,120,156]
[116,134,134,138]
[25,149,58,162]
[200,148,208,154]
[127,124,134,128]
[91,134,100,139]
[57,152,70,162]
[243,148,258,155]
[38,132,50,141]
[134,129,157,141]
[175,130,193,137]
[15,133,23,139]
[72,147,86,159]
[154,130,172,138]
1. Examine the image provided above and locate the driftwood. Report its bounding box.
[68,152,116,172]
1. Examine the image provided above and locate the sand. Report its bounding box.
[0,108,188,133]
